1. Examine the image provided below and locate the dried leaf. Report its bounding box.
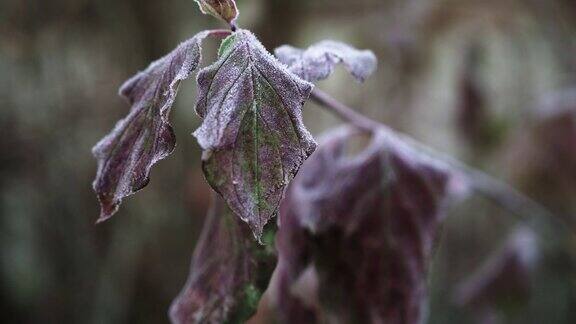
[92,30,212,222]
[271,126,462,324]
[194,0,239,26]
[274,41,377,83]
[193,30,316,240]
[170,193,276,324]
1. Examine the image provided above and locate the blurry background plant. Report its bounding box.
[1,0,576,323]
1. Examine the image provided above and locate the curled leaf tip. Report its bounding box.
[194,0,239,27]
[95,194,119,223]
[95,211,114,224]
[275,40,378,83]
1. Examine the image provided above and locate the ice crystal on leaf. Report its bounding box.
[275,41,377,83]
[193,30,316,241]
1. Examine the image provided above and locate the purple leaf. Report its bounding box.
[170,193,276,324]
[274,41,378,83]
[453,227,538,310]
[193,30,316,241]
[92,30,213,222]
[271,126,462,324]
[194,0,239,27]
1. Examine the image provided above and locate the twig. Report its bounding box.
[309,88,379,132]
[310,88,573,244]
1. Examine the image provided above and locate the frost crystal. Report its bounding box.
[275,41,377,83]
[193,30,316,240]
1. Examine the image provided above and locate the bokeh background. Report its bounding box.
[1,0,576,323]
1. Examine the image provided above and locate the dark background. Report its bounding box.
[1,0,576,323]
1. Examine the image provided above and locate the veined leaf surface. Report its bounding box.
[92,30,213,222]
[193,30,316,240]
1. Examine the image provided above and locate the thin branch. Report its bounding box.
[310,88,573,245]
[310,88,379,132]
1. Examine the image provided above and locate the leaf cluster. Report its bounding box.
[91,2,554,323]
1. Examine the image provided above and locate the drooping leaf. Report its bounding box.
[274,41,378,83]
[453,227,538,313]
[170,193,276,324]
[194,0,239,27]
[270,126,463,324]
[193,30,316,240]
[92,30,214,222]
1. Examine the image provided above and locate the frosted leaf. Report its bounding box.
[194,0,238,26]
[92,30,213,222]
[271,126,461,324]
[170,194,275,324]
[274,41,377,83]
[193,29,316,241]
